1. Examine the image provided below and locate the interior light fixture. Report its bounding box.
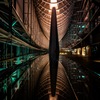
[50,4,58,9]
[50,0,57,3]
[50,0,58,9]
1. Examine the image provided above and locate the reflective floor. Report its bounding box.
[0,54,100,100]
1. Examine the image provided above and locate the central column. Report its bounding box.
[49,7,59,96]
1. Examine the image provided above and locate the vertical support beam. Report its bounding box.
[49,7,59,96]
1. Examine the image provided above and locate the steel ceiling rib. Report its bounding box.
[37,1,72,17]
[40,14,69,27]
[37,8,70,23]
[37,15,71,29]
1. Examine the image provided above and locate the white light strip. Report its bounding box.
[50,4,58,9]
[50,0,58,9]
[50,0,57,3]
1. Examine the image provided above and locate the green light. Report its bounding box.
[82,25,85,28]
[3,83,7,93]
[11,77,16,83]
[0,68,6,71]
[11,71,17,83]
[15,46,21,65]
[17,69,20,89]
[12,21,17,26]
[94,72,100,76]
[12,71,17,76]
[82,75,85,79]
[15,57,21,64]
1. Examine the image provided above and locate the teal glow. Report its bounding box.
[15,57,21,64]
[0,68,6,71]
[94,72,100,76]
[11,77,16,83]
[12,71,17,76]
[11,71,17,83]
[3,83,7,93]
[12,21,17,26]
[17,69,20,88]
[82,75,85,78]
[82,25,85,28]
[15,46,21,65]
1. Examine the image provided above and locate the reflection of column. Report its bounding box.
[49,7,59,96]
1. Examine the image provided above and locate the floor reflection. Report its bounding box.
[60,56,90,100]
[33,54,76,100]
[1,54,100,100]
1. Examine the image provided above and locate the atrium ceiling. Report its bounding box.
[32,0,88,49]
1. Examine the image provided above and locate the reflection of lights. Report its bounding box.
[77,48,81,55]
[82,47,86,56]
[93,60,100,63]
[82,53,85,56]
[60,52,67,55]
[86,46,89,50]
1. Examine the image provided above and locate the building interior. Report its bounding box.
[0,0,100,100]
